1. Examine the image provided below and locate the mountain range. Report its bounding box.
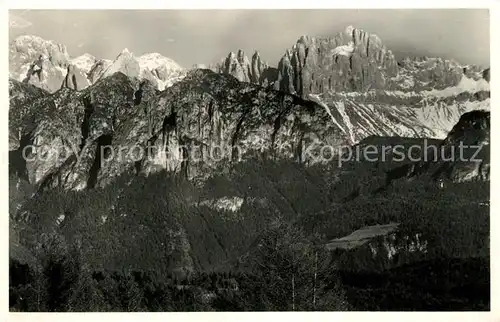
[8,25,490,190]
[8,25,491,311]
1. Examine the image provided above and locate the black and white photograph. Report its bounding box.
[7,6,493,314]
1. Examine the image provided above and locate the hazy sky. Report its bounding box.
[9,9,490,68]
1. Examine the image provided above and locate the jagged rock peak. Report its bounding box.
[138,53,182,68]
[9,35,71,91]
[120,47,132,55]
[218,49,252,83]
[215,49,277,87]
[99,48,185,85]
[62,64,91,91]
[136,52,186,91]
[70,53,97,75]
[101,48,140,79]
[274,25,396,95]
[11,35,70,63]
[251,50,268,84]
[87,59,113,84]
[237,49,247,63]
[344,25,356,35]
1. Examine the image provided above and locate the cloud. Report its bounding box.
[9,14,33,29]
[166,38,175,43]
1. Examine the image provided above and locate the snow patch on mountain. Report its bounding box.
[310,87,489,144]
[331,41,355,57]
[55,66,68,78]
[333,101,356,144]
[308,94,349,139]
[415,98,490,135]
[9,35,70,89]
[137,53,186,90]
[12,35,70,63]
[138,53,182,72]
[96,50,186,90]
[70,53,96,74]
[17,64,31,81]
[101,48,140,79]
[423,75,490,97]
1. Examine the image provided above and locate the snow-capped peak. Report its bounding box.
[331,41,355,57]
[10,35,188,92]
[137,52,186,90]
[138,52,183,72]
[101,49,140,79]
[423,74,490,98]
[120,48,132,55]
[76,52,95,59]
[345,25,355,35]
[14,35,60,50]
[97,49,186,90]
[70,53,96,74]
[12,34,70,63]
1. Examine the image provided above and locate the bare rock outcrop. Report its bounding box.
[274,26,399,96]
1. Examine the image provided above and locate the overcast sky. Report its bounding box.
[9,9,490,68]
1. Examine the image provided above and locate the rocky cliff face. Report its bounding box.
[70,53,97,74]
[9,70,489,192]
[62,64,91,91]
[9,70,352,190]
[212,50,278,87]
[274,26,398,96]
[383,109,490,183]
[273,26,489,97]
[9,35,186,93]
[429,110,490,182]
[8,26,490,190]
[9,35,87,93]
[308,74,490,144]
[87,59,113,84]
[393,56,487,91]
[9,35,70,80]
[8,26,491,299]
[205,26,491,145]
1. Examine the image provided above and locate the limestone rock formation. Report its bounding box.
[274,26,399,96]
[439,110,490,182]
[62,64,91,90]
[87,59,113,84]
[385,110,490,183]
[8,26,490,190]
[273,26,490,97]
[9,35,70,80]
[213,50,278,87]
[70,53,98,75]
[9,35,187,93]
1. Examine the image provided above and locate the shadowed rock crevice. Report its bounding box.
[8,65,490,190]
[133,82,145,106]
[80,96,95,151]
[9,133,34,182]
[87,134,113,189]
